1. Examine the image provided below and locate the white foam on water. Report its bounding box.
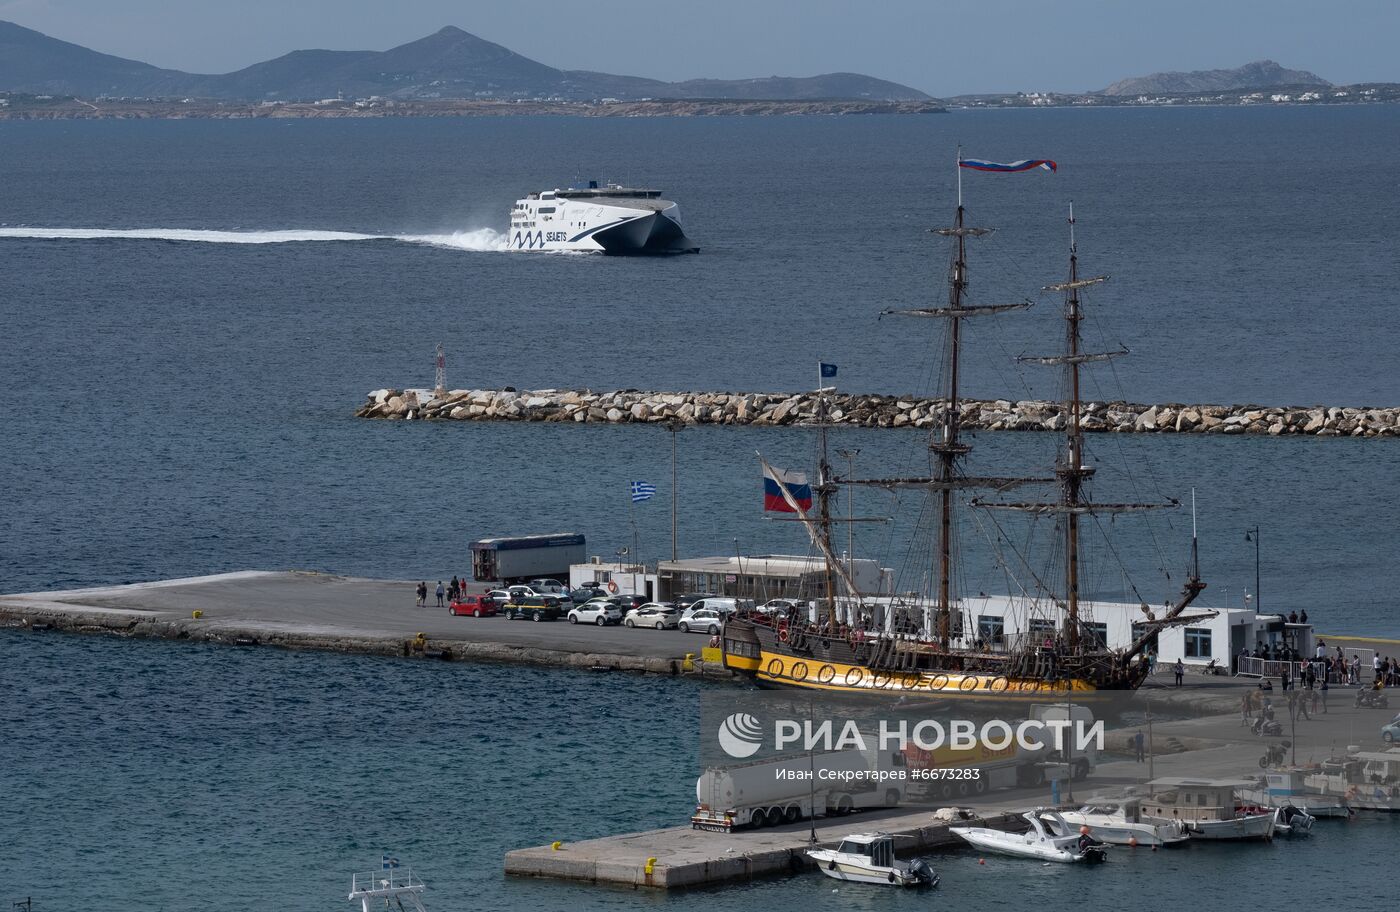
[396,228,508,251]
[0,225,512,251]
[0,227,384,244]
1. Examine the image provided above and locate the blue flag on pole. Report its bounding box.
[819,362,837,379]
[382,854,400,870]
[630,481,656,503]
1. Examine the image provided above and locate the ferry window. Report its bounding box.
[538,206,556,214]
[1184,628,1212,658]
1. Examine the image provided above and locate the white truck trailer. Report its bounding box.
[469,533,585,584]
[691,747,907,832]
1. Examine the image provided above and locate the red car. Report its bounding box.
[449,594,498,617]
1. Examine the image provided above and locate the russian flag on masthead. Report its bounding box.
[763,465,812,513]
[959,158,1057,173]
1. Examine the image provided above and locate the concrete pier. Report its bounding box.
[0,571,725,677]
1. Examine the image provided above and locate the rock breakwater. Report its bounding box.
[355,388,1400,438]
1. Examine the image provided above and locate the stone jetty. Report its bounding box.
[355,388,1400,438]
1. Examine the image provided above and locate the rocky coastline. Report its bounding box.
[355,388,1400,438]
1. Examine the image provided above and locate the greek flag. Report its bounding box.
[630,481,656,503]
[382,854,400,870]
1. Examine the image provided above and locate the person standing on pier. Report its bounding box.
[1319,677,1328,713]
[1133,730,1146,762]
[435,581,445,608]
[1173,659,1184,687]
[416,581,427,608]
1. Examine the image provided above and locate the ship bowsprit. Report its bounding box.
[593,207,699,255]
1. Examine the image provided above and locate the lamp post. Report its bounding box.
[666,419,685,561]
[1244,526,1260,614]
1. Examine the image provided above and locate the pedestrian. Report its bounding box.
[1173,659,1184,687]
[1299,609,1308,624]
[449,575,459,602]
[1134,729,1146,762]
[435,581,445,608]
[1242,690,1255,725]
[415,580,427,608]
[1148,650,1158,676]
[1319,677,1328,713]
[1280,666,1289,691]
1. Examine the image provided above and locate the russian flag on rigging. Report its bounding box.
[959,158,1057,173]
[763,465,812,513]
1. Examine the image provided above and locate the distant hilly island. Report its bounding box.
[0,20,929,102]
[1101,60,1330,96]
[1,19,1390,115]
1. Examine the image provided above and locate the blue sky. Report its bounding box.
[2,0,1395,94]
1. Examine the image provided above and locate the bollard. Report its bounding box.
[644,857,657,875]
[683,653,695,672]
[551,841,563,851]
[191,610,203,619]
[1050,778,1061,806]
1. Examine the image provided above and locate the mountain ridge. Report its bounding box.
[1101,60,1330,96]
[0,20,930,102]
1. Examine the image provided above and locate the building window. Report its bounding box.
[1028,618,1057,635]
[1131,622,1160,653]
[1184,628,1212,658]
[977,615,1004,643]
[1082,622,1108,648]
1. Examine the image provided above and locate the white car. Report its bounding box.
[528,578,568,596]
[485,589,513,606]
[568,599,623,626]
[678,607,725,634]
[756,598,802,617]
[624,604,680,629]
[506,585,542,601]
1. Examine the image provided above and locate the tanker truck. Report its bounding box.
[691,746,907,832]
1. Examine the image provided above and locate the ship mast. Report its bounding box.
[978,204,1194,659]
[816,388,838,629]
[1060,204,1088,651]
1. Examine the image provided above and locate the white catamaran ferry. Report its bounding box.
[508,181,698,255]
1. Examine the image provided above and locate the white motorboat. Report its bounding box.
[508,182,698,254]
[807,833,939,887]
[950,810,1107,863]
[349,859,427,912]
[1047,799,1190,847]
[1140,778,1276,841]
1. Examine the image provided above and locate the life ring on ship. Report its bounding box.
[792,661,810,681]
[766,658,786,678]
[817,664,837,684]
[959,677,979,692]
[930,673,950,692]
[607,581,619,593]
[777,621,790,643]
[987,676,1010,693]
[844,667,866,687]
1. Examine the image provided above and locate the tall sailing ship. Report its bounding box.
[722,158,1206,697]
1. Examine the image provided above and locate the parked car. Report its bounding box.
[568,600,623,626]
[624,603,680,629]
[569,586,607,604]
[612,593,650,612]
[673,593,715,611]
[485,589,513,606]
[506,585,542,601]
[1384,713,1400,744]
[528,578,568,596]
[755,598,803,617]
[678,607,726,634]
[686,597,746,616]
[503,595,564,622]
[449,594,498,617]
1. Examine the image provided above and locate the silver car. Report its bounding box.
[624,603,680,629]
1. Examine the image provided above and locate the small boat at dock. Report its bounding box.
[1240,769,1351,819]
[807,832,939,886]
[1045,799,1190,847]
[950,810,1107,863]
[1140,778,1276,841]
